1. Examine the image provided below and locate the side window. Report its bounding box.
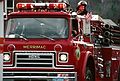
[7,0,13,13]
[72,19,78,36]
[7,0,13,7]
[4,20,8,36]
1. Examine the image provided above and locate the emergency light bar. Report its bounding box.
[16,3,67,10]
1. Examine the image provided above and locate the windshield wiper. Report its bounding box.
[40,34,55,41]
[8,33,28,41]
[17,34,28,41]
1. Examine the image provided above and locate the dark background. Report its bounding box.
[70,0,120,24]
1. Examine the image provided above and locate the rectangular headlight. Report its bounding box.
[58,52,68,63]
[3,52,11,62]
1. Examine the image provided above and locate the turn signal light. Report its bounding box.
[7,44,15,52]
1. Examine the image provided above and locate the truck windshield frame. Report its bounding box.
[5,17,69,39]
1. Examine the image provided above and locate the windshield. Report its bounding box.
[5,18,69,39]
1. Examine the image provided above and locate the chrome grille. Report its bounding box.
[15,52,55,68]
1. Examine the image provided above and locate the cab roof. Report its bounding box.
[8,11,70,18]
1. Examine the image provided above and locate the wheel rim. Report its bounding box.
[86,67,94,81]
[118,69,120,81]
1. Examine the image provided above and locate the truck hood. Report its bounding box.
[4,39,76,67]
[4,39,73,52]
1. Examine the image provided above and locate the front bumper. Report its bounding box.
[4,51,77,81]
[3,71,77,81]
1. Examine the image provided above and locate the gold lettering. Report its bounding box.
[23,45,46,49]
[23,45,29,49]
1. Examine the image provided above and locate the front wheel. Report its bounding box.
[85,67,95,81]
[118,69,120,81]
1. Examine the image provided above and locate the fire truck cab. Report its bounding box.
[3,2,95,81]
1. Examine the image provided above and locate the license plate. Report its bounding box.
[52,78,64,81]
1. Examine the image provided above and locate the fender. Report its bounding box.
[77,50,94,81]
[118,66,120,81]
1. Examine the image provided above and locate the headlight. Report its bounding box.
[60,54,67,61]
[59,52,68,63]
[3,53,10,62]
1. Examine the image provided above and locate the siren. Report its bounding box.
[16,3,67,11]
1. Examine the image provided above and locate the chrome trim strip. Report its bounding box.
[17,63,53,64]
[4,72,76,73]
[4,76,75,79]
[102,45,120,50]
[3,72,77,79]
[73,41,94,46]
[98,57,103,61]
[98,63,103,67]
[4,67,74,69]
[112,58,117,60]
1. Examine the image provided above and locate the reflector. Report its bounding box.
[49,4,55,9]
[26,4,33,9]
[7,44,15,52]
[58,3,64,9]
[16,3,25,9]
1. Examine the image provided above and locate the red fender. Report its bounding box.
[77,51,93,81]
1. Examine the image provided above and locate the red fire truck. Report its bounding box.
[3,2,120,81]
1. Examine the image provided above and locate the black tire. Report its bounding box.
[85,67,95,81]
[118,69,120,81]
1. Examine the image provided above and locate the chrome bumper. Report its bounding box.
[3,71,77,81]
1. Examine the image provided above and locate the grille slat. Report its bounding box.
[17,64,53,67]
[17,59,52,63]
[17,58,52,60]
[15,52,54,68]
[17,63,53,64]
